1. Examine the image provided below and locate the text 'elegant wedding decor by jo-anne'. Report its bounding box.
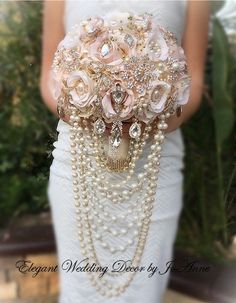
[51,12,191,297]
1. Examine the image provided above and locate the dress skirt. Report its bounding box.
[48,119,185,303]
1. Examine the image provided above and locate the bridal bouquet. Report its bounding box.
[51,12,190,147]
[50,12,191,298]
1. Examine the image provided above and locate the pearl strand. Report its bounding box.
[69,108,170,297]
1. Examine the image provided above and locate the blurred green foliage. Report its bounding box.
[177,18,236,260]
[0,2,57,224]
[0,2,235,260]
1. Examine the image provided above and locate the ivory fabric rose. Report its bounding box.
[174,75,191,105]
[170,45,188,72]
[58,26,82,50]
[137,80,171,123]
[145,29,169,61]
[133,13,152,32]
[79,17,105,43]
[49,70,63,101]
[101,84,134,122]
[66,71,94,107]
[149,81,171,112]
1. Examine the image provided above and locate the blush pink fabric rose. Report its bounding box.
[101,84,134,121]
[88,29,137,65]
[66,71,94,107]
[89,35,124,65]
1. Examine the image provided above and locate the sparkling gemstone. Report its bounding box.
[89,62,103,72]
[134,70,143,82]
[111,91,126,104]
[86,24,96,34]
[101,43,110,57]
[65,55,73,62]
[124,34,134,48]
[129,122,141,139]
[111,84,126,104]
[94,118,106,134]
[172,61,180,71]
[101,76,111,88]
[110,125,121,148]
[94,98,101,106]
[136,85,145,95]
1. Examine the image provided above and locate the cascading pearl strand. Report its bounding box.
[86,122,157,201]
[69,108,170,297]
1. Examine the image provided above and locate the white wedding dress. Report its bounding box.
[48,1,187,303]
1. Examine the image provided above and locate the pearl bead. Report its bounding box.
[165,112,170,118]
[71,157,77,163]
[162,123,168,129]
[122,190,129,196]
[120,228,127,235]
[110,247,116,254]
[111,216,117,222]
[138,173,144,179]
[159,114,165,120]
[119,245,125,252]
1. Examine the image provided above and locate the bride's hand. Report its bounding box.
[165,114,184,133]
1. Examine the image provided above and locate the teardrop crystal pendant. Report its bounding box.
[110,125,122,148]
[111,84,127,105]
[109,121,123,149]
[94,118,106,134]
[129,122,142,139]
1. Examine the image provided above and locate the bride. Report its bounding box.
[40,1,209,302]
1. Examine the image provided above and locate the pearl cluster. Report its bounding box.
[69,106,171,298]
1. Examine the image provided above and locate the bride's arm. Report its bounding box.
[166,0,210,133]
[40,0,65,116]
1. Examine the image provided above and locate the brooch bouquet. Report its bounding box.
[51,12,191,297]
